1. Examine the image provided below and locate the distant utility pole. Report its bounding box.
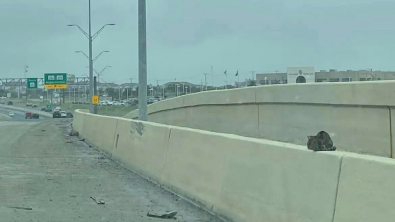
[204,73,208,90]
[138,0,148,120]
[251,71,255,80]
[24,65,28,78]
[211,66,213,87]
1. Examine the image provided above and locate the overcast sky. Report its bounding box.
[0,0,394,86]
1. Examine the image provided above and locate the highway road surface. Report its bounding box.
[0,109,221,222]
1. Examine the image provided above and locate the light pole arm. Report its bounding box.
[93,51,107,63]
[68,24,89,39]
[92,24,115,41]
[99,66,112,75]
[76,51,89,59]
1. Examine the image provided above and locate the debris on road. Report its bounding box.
[8,206,33,211]
[65,135,71,143]
[90,196,105,204]
[69,130,79,137]
[147,211,177,219]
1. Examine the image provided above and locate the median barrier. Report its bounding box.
[123,81,395,158]
[92,115,119,156]
[258,104,391,157]
[333,154,395,222]
[72,109,87,133]
[73,109,395,222]
[111,118,171,182]
[164,126,342,222]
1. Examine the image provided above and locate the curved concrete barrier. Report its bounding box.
[124,81,395,157]
[74,109,395,222]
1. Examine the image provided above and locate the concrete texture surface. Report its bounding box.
[334,154,395,222]
[0,119,222,222]
[123,81,395,157]
[258,104,391,157]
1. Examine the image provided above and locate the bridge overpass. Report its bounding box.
[3,81,395,222]
[74,81,395,222]
[125,80,395,158]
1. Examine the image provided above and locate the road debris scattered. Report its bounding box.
[90,196,105,204]
[8,206,33,211]
[69,130,79,137]
[147,211,177,219]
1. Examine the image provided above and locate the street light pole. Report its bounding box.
[88,0,94,113]
[138,0,148,120]
[68,0,114,114]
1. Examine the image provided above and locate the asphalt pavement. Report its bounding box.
[0,106,48,121]
[0,118,222,222]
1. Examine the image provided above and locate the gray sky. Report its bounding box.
[1,0,395,86]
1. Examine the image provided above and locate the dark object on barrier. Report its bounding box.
[307,131,336,151]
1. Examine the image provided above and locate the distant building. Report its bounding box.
[256,67,395,85]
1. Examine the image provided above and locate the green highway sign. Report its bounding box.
[27,78,38,89]
[46,104,52,109]
[44,73,67,85]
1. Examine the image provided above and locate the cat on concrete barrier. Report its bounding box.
[307,131,336,151]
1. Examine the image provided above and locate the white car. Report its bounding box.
[60,111,67,118]
[8,112,14,117]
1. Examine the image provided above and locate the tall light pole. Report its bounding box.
[67,0,115,114]
[138,0,148,120]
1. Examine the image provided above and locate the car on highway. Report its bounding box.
[25,112,32,119]
[32,113,39,119]
[60,111,67,118]
[32,104,37,108]
[8,112,14,117]
[66,112,73,118]
[41,107,46,111]
[7,101,13,105]
[0,100,5,104]
[53,111,61,118]
[26,102,32,106]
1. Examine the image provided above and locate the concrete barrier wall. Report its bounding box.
[111,118,171,182]
[73,110,395,222]
[124,81,395,157]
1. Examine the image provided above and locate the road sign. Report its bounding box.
[92,95,99,105]
[44,73,67,85]
[46,104,52,109]
[27,78,38,89]
[6,93,11,98]
[44,84,67,89]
